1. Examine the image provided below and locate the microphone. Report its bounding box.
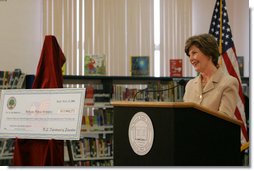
[132,79,186,101]
[177,79,186,87]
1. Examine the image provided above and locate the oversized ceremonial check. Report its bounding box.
[0,88,85,140]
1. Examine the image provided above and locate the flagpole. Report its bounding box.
[209,0,249,148]
[219,0,223,65]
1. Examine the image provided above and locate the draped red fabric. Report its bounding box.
[13,35,66,166]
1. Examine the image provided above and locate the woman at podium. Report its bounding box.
[183,33,238,118]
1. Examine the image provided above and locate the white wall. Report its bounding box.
[192,0,249,77]
[0,0,43,74]
[0,0,250,76]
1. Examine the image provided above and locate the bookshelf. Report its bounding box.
[64,106,114,166]
[63,75,250,166]
[62,75,189,166]
[0,74,249,166]
[62,73,249,103]
[63,75,190,102]
[0,69,26,89]
[0,139,14,165]
[0,69,26,166]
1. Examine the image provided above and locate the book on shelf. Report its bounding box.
[85,85,94,105]
[0,71,4,86]
[62,63,67,75]
[0,69,24,89]
[112,81,185,102]
[82,107,113,130]
[64,141,70,162]
[242,83,249,96]
[16,73,26,89]
[0,139,14,158]
[11,69,22,88]
[70,135,113,160]
[169,59,183,77]
[130,56,149,76]
[84,54,106,75]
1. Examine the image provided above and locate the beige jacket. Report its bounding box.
[183,67,238,118]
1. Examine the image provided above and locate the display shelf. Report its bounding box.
[64,104,114,166]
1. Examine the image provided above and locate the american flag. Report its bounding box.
[209,0,248,147]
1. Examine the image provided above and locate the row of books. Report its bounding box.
[0,159,13,166]
[85,85,105,106]
[71,136,113,160]
[112,84,145,101]
[0,139,14,160]
[64,80,186,103]
[64,84,108,106]
[0,69,25,165]
[66,159,113,166]
[82,108,114,130]
[158,81,185,102]
[0,69,25,89]
[111,80,185,102]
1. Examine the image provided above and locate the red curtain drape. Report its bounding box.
[13,35,66,166]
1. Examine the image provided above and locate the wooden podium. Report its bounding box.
[111,101,242,166]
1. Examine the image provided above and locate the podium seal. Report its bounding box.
[128,111,154,156]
